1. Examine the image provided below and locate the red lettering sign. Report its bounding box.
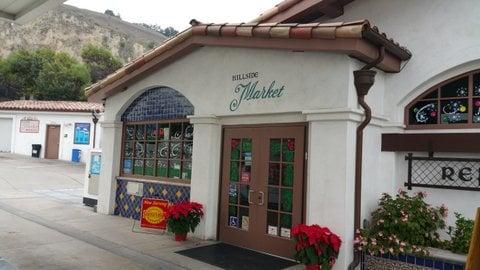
[140,198,169,230]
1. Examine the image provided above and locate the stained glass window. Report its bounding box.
[266,138,294,238]
[121,122,193,182]
[228,137,252,231]
[120,87,194,182]
[407,71,480,128]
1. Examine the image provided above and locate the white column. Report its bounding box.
[97,121,123,215]
[188,115,222,240]
[303,110,359,270]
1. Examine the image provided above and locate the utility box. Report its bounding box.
[31,144,41,158]
[83,149,101,207]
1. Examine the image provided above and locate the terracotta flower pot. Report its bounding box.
[305,264,320,270]
[174,233,187,241]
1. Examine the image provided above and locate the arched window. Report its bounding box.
[120,87,194,183]
[406,70,480,129]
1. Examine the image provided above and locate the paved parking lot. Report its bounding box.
[0,154,216,270]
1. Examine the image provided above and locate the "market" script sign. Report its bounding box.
[229,72,286,111]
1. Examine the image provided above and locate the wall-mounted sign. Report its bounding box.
[20,117,39,133]
[74,123,91,145]
[405,153,480,191]
[140,198,168,230]
[229,72,286,111]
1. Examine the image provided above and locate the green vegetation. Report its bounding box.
[0,45,122,101]
[356,190,447,256]
[136,23,179,37]
[446,213,474,254]
[0,48,90,101]
[81,44,123,83]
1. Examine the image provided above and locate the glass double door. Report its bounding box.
[219,125,305,258]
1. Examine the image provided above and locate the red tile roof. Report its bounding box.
[251,0,353,23]
[0,100,103,113]
[86,20,411,102]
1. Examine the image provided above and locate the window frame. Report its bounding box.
[405,69,480,129]
[119,118,193,184]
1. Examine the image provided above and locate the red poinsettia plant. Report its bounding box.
[292,224,342,270]
[165,201,204,240]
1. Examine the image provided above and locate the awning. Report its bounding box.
[382,133,480,153]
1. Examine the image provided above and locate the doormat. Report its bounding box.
[176,243,298,270]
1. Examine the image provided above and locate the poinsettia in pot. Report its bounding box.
[292,224,342,270]
[165,201,204,241]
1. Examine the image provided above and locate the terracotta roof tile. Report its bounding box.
[85,20,412,98]
[290,27,312,39]
[0,100,103,113]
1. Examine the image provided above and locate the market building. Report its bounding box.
[0,100,102,162]
[86,0,480,268]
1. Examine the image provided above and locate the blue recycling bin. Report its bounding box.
[72,149,82,162]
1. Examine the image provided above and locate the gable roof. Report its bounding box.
[251,0,354,23]
[86,20,411,102]
[0,100,103,113]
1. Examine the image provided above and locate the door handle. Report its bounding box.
[248,190,255,205]
[258,191,264,206]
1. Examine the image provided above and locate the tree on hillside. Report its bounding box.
[81,44,123,83]
[136,23,179,37]
[104,9,121,19]
[0,58,20,100]
[1,48,91,101]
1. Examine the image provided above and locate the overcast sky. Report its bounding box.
[64,0,279,31]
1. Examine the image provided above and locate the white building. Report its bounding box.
[0,100,102,163]
[86,0,479,269]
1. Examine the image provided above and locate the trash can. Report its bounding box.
[32,144,41,158]
[72,149,82,163]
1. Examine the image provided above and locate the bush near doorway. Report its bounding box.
[165,201,204,241]
[355,190,448,256]
[292,224,342,270]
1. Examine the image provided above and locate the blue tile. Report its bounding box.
[435,260,444,270]
[114,179,191,220]
[425,258,434,267]
[415,257,425,266]
[444,263,453,270]
[398,254,406,262]
[453,264,464,270]
[121,87,194,122]
[407,255,415,264]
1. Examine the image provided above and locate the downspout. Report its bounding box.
[348,46,385,270]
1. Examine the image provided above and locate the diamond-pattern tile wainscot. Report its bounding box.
[114,178,190,220]
[362,253,465,270]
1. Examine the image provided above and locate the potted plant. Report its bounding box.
[292,224,342,270]
[165,201,204,241]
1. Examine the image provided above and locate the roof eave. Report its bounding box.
[86,34,404,103]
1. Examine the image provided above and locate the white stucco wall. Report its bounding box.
[97,46,363,269]
[328,0,480,225]
[97,2,480,266]
[0,110,101,162]
[334,0,480,122]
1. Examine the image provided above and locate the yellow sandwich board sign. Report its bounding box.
[466,208,480,270]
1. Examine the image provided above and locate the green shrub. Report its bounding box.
[355,190,448,256]
[446,213,474,254]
